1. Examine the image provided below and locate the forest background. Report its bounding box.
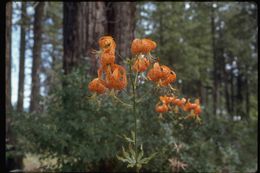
[6,1,258,172]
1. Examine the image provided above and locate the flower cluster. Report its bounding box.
[131,38,156,72]
[131,39,176,88]
[88,36,127,94]
[88,36,202,121]
[155,95,201,120]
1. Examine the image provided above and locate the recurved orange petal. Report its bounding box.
[131,39,143,54]
[88,78,107,94]
[132,57,150,72]
[142,38,157,53]
[155,103,169,113]
[98,36,116,50]
[147,62,163,82]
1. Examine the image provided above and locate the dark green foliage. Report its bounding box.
[10,2,257,172]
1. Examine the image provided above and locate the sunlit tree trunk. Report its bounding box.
[30,2,45,113]
[17,2,27,112]
[6,2,24,171]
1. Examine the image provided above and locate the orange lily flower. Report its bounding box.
[132,56,150,72]
[99,36,116,52]
[147,62,163,82]
[194,105,202,115]
[88,78,107,94]
[147,63,176,86]
[131,38,157,54]
[159,96,174,105]
[142,38,157,53]
[159,72,176,86]
[182,100,196,111]
[155,103,169,113]
[131,39,143,54]
[105,64,127,90]
[158,65,177,86]
[100,51,115,68]
[194,99,201,115]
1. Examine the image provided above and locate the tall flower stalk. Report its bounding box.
[88,36,202,172]
[129,61,139,172]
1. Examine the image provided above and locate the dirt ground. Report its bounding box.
[23,153,57,172]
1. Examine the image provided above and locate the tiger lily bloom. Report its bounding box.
[147,62,176,87]
[147,62,163,82]
[182,100,197,112]
[98,36,116,52]
[100,51,115,68]
[159,96,174,105]
[88,78,107,94]
[141,38,157,53]
[131,38,156,54]
[132,56,150,72]
[105,64,127,90]
[159,71,176,87]
[157,65,177,86]
[155,103,169,113]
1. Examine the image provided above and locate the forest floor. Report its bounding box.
[23,153,57,172]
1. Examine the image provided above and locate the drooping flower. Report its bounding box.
[147,62,163,82]
[105,64,127,90]
[141,38,157,53]
[184,99,202,120]
[131,39,143,55]
[155,103,169,113]
[132,56,150,72]
[182,100,197,112]
[100,51,115,68]
[158,66,177,87]
[88,78,107,94]
[147,62,176,86]
[193,99,202,115]
[159,95,174,105]
[98,36,116,51]
[131,38,157,54]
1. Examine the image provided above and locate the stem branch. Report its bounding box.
[129,61,138,173]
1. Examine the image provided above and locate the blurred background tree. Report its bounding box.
[6,1,257,172]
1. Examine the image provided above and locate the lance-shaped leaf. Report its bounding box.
[139,152,157,165]
[137,144,144,163]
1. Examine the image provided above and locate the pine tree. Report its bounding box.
[30,2,45,113]
[17,2,27,112]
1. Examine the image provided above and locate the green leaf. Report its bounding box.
[137,144,144,162]
[123,134,134,143]
[139,152,157,165]
[116,155,129,163]
[128,144,136,163]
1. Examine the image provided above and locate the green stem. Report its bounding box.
[129,62,139,173]
[112,95,132,107]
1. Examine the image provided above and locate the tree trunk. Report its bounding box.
[230,69,234,114]
[30,2,45,113]
[110,2,136,62]
[63,2,136,74]
[211,5,218,115]
[236,73,244,117]
[6,2,24,171]
[245,76,250,118]
[6,2,12,112]
[17,2,27,112]
[224,72,231,114]
[63,2,107,75]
